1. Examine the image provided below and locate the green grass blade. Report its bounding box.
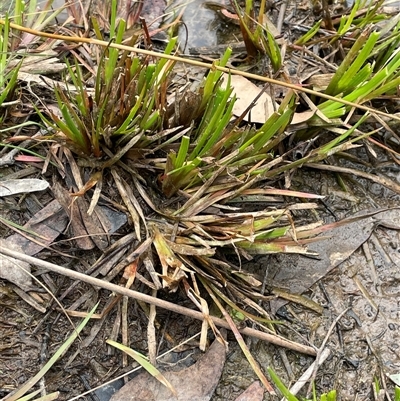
[316,113,369,155]
[106,340,177,396]
[267,367,299,401]
[109,0,117,37]
[13,0,24,27]
[395,386,400,401]
[335,32,379,92]
[200,48,232,111]
[175,135,190,168]
[239,113,279,153]
[200,97,235,157]
[366,75,400,99]
[0,65,19,104]
[325,29,372,95]
[295,21,321,46]
[325,390,337,401]
[190,82,234,159]
[266,30,282,72]
[338,0,360,34]
[141,110,160,131]
[347,63,372,91]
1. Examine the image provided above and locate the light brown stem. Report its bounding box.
[0,247,316,356]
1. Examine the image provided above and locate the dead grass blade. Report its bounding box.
[111,167,142,240]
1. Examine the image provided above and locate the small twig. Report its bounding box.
[0,247,317,356]
[277,0,288,34]
[281,348,331,400]
[306,308,350,396]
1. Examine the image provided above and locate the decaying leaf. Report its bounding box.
[267,208,400,312]
[0,179,49,197]
[110,332,227,401]
[5,199,68,256]
[0,239,32,291]
[52,180,95,250]
[223,74,277,123]
[234,381,264,401]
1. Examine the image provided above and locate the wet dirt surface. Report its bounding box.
[166,0,243,52]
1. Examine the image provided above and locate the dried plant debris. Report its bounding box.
[5,199,68,256]
[1,0,400,398]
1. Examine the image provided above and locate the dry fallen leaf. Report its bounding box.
[0,239,32,291]
[52,180,95,250]
[6,199,68,256]
[290,110,316,125]
[267,208,400,312]
[223,74,278,123]
[0,179,49,197]
[110,332,227,401]
[234,381,264,401]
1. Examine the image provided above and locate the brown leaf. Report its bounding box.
[223,75,278,123]
[234,381,264,401]
[75,196,109,250]
[52,181,95,250]
[6,200,68,256]
[268,209,400,312]
[110,332,227,401]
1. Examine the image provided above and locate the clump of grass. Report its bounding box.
[37,12,177,157]
[315,29,400,120]
[230,0,282,70]
[11,0,399,326]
